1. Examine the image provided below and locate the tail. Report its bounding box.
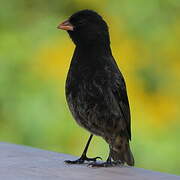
[110,136,134,166]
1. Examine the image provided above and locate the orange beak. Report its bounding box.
[57,20,74,31]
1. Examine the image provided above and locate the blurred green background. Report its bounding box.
[0,0,180,175]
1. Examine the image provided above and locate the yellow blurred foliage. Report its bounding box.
[34,39,73,80]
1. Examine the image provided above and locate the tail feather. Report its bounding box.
[110,136,134,166]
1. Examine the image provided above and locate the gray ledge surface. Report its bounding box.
[0,142,179,180]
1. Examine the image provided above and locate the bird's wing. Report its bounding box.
[108,58,131,140]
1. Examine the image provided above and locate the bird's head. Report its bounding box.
[57,10,110,46]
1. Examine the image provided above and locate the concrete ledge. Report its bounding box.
[0,142,179,180]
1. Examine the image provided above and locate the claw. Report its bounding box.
[64,159,84,164]
[88,161,122,168]
[86,156,102,162]
[64,156,102,164]
[95,156,102,160]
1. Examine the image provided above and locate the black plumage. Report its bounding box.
[57,9,134,167]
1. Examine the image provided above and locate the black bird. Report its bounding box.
[57,10,134,167]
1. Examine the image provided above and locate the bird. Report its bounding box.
[57,9,134,167]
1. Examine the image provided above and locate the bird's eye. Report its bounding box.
[77,19,86,26]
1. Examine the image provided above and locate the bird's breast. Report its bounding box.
[65,66,108,121]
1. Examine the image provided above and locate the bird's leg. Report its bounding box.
[88,149,122,167]
[65,134,102,164]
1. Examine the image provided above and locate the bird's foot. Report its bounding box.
[88,160,123,168]
[65,155,102,164]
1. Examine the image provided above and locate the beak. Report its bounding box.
[57,20,74,31]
